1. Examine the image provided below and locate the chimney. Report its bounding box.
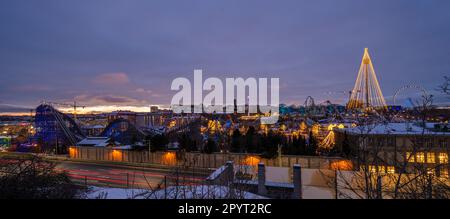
[258,163,267,195]
[226,161,234,185]
[293,164,302,199]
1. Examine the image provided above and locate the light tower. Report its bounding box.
[347,48,387,111]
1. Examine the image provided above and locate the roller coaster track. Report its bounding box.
[37,104,85,146]
[52,107,78,146]
[165,118,202,137]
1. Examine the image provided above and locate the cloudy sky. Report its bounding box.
[1,0,449,114]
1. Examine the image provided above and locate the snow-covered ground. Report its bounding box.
[87,185,267,199]
[342,122,450,135]
[87,187,146,199]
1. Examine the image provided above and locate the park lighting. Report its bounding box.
[243,155,260,166]
[112,149,122,161]
[162,151,176,166]
[330,160,353,170]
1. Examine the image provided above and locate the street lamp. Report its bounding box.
[277,144,283,167]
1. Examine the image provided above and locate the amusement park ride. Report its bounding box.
[41,101,86,121]
[393,84,430,107]
[281,48,390,117]
[347,48,387,111]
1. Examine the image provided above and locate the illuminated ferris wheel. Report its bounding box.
[393,84,429,107]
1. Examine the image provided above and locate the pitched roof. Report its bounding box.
[77,137,111,147]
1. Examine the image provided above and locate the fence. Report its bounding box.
[68,146,350,170]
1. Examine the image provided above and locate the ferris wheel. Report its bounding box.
[393,84,429,107]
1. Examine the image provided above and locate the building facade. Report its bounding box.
[334,123,449,178]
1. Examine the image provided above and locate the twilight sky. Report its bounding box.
[1,0,450,114]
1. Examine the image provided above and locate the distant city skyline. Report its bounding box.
[1,0,450,114]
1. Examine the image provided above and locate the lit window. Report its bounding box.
[438,153,448,164]
[367,165,388,174]
[406,152,415,163]
[416,152,425,163]
[440,168,449,179]
[387,166,395,174]
[368,165,377,173]
[427,153,435,163]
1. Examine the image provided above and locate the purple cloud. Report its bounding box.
[91,73,130,86]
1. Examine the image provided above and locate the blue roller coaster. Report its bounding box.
[34,104,151,153]
[33,104,202,153]
[100,118,146,145]
[34,104,85,153]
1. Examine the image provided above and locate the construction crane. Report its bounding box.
[29,109,34,120]
[41,101,86,121]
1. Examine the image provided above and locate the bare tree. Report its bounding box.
[130,156,259,199]
[327,95,449,199]
[0,155,86,199]
[438,75,450,97]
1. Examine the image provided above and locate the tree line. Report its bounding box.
[146,125,323,158]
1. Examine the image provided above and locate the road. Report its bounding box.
[55,161,209,189]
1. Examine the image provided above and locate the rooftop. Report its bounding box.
[77,137,111,147]
[338,122,450,136]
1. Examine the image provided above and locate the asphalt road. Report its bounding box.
[55,161,209,189]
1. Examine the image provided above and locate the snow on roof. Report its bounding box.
[82,124,105,129]
[206,165,227,180]
[77,137,111,147]
[339,122,450,135]
[111,145,132,150]
[87,185,267,199]
[265,181,295,189]
[149,185,267,199]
